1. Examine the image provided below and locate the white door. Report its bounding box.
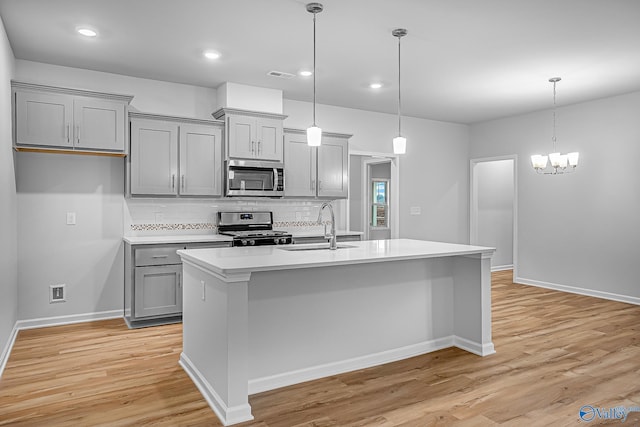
[179,124,223,196]
[15,91,73,148]
[73,98,125,151]
[130,119,179,195]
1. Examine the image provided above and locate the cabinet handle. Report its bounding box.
[76,125,80,144]
[178,272,182,288]
[311,179,315,192]
[181,175,185,190]
[171,174,175,189]
[318,180,322,190]
[258,140,262,155]
[66,124,70,143]
[151,255,169,259]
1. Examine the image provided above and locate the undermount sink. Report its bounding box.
[278,244,357,251]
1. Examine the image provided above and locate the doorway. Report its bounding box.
[348,152,399,240]
[470,156,517,274]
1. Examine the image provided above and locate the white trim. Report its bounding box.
[491,264,514,272]
[179,353,254,426]
[15,310,123,330]
[454,335,495,356]
[0,322,19,379]
[249,337,454,395]
[469,155,518,278]
[515,276,640,306]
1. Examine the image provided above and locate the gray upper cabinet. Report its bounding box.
[12,81,132,155]
[129,113,223,197]
[284,129,350,199]
[213,108,286,162]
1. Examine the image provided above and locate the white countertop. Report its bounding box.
[177,239,495,276]
[123,230,362,245]
[123,234,233,245]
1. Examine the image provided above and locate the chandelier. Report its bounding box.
[306,3,323,147]
[531,77,579,174]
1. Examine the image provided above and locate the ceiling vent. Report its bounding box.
[267,70,295,79]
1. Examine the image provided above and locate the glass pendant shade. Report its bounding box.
[393,136,406,154]
[307,126,322,147]
[567,152,579,167]
[548,152,562,168]
[531,154,548,169]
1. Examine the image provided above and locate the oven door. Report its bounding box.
[226,160,284,197]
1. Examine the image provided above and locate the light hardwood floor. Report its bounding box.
[1,270,639,426]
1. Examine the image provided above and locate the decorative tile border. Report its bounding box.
[131,223,216,232]
[274,221,329,228]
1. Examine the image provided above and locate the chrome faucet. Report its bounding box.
[317,202,337,250]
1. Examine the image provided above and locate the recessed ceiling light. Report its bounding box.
[369,83,383,89]
[299,70,313,77]
[203,50,221,60]
[77,27,97,37]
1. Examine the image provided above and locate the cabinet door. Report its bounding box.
[227,115,255,159]
[284,133,317,197]
[179,124,223,196]
[255,117,283,161]
[134,265,182,318]
[130,119,179,195]
[73,98,125,151]
[15,91,73,148]
[317,136,349,198]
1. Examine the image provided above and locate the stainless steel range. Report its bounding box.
[217,211,292,247]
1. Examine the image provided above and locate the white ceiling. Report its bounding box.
[1,0,639,124]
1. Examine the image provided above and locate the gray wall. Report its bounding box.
[470,91,640,300]
[473,160,514,269]
[0,16,17,366]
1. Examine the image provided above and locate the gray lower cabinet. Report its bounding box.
[124,241,231,327]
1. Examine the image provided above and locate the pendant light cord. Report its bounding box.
[397,34,402,136]
[552,79,557,152]
[312,12,317,127]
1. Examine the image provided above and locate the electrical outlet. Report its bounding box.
[50,284,66,303]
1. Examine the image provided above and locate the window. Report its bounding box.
[370,179,389,228]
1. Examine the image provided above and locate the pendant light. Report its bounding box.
[306,3,323,147]
[392,28,407,154]
[531,77,579,174]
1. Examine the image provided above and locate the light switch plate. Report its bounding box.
[66,212,76,225]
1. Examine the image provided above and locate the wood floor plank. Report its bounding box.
[1,270,639,425]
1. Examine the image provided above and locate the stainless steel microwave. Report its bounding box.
[225,160,284,197]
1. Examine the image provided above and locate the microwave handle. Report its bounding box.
[273,168,277,191]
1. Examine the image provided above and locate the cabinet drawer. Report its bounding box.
[135,246,183,266]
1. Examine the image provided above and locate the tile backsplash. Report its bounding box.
[124,198,347,236]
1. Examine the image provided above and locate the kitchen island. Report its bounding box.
[177,239,495,425]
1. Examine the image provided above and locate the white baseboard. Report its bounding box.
[179,353,254,426]
[454,335,495,356]
[15,310,123,331]
[491,264,513,272]
[0,322,19,379]
[516,276,640,306]
[248,336,455,395]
